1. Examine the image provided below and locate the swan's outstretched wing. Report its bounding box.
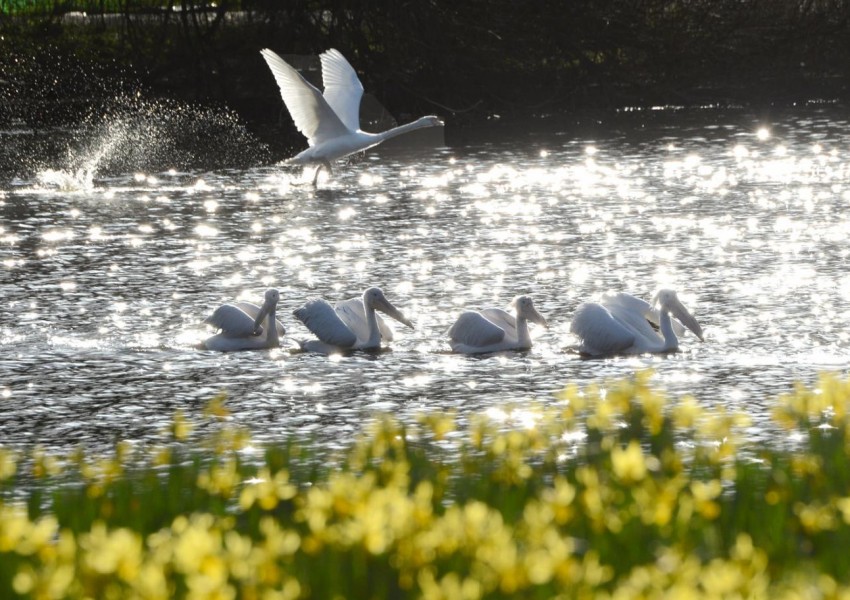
[477,307,517,340]
[320,49,363,133]
[260,49,350,146]
[205,304,258,338]
[293,298,357,347]
[570,302,637,355]
[448,311,506,347]
[231,301,286,338]
[334,298,394,341]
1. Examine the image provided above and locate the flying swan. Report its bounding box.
[259,47,443,183]
[448,295,548,354]
[203,288,285,352]
[570,289,704,356]
[292,287,413,354]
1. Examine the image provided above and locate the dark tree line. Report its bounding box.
[2,0,850,147]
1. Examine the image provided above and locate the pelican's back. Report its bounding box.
[570,302,636,355]
[601,293,660,341]
[477,307,517,340]
[293,298,358,347]
[205,304,258,337]
[449,311,507,348]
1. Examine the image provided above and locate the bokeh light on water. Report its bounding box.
[2,107,850,455]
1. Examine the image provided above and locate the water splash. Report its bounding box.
[0,46,270,186]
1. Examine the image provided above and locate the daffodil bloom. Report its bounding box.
[611,440,647,484]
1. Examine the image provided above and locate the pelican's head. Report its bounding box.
[364,287,414,329]
[651,289,704,341]
[253,288,282,335]
[511,295,549,328]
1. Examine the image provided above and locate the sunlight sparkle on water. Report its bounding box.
[756,127,770,141]
[6,108,850,458]
[194,224,219,237]
[403,375,431,388]
[358,173,383,186]
[42,229,74,243]
[484,407,540,430]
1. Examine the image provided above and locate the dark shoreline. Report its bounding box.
[2,2,850,169]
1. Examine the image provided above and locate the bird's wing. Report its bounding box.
[601,292,661,341]
[320,49,364,133]
[260,49,350,146]
[204,304,257,337]
[335,298,394,341]
[478,307,517,340]
[448,311,506,347]
[570,302,636,355]
[231,301,286,338]
[293,298,357,347]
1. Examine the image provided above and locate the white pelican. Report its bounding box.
[203,289,285,352]
[293,287,413,354]
[570,289,704,356]
[449,296,548,354]
[260,48,443,183]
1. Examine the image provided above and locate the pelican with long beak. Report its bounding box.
[449,295,548,354]
[203,289,284,352]
[570,289,704,356]
[293,287,413,354]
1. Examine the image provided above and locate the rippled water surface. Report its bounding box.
[2,108,850,455]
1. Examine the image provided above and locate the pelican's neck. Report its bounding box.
[265,307,280,348]
[659,308,678,351]
[516,313,532,350]
[363,301,381,349]
[375,117,437,143]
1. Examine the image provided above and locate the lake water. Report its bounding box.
[2,106,849,456]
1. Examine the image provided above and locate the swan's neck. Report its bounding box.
[363,302,381,348]
[659,309,678,351]
[265,307,280,348]
[516,314,532,350]
[375,117,437,143]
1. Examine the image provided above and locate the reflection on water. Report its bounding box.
[2,107,850,456]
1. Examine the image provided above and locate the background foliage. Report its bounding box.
[2,0,850,147]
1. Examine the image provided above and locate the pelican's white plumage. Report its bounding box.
[260,48,443,181]
[293,287,413,354]
[570,289,704,356]
[203,289,285,352]
[449,296,548,354]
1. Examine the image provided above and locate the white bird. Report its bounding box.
[570,289,704,356]
[260,47,443,183]
[293,287,413,354]
[449,295,548,354]
[203,289,285,352]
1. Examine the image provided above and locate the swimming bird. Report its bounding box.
[449,295,548,354]
[260,48,443,183]
[203,289,285,352]
[570,289,704,356]
[293,287,413,354]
